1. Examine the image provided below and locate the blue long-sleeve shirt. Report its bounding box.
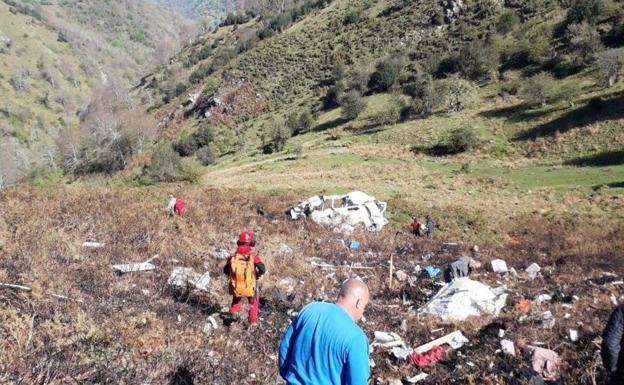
[278,302,370,385]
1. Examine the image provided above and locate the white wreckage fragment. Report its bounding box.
[168,267,211,291]
[288,191,388,232]
[414,330,469,354]
[419,278,507,321]
[82,241,105,249]
[372,331,404,349]
[111,255,158,274]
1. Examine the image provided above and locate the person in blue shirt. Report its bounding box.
[278,278,371,385]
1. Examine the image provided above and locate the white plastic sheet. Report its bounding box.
[420,278,508,321]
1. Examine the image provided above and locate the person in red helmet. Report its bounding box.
[223,230,266,324]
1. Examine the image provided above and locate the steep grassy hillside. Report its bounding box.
[0,0,197,185]
[126,0,623,241]
[153,0,236,22]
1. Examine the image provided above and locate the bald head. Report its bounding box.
[336,278,370,323]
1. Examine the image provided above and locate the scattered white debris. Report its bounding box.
[289,191,388,232]
[111,255,158,274]
[414,330,468,354]
[535,294,552,303]
[406,373,428,383]
[526,263,541,279]
[539,311,556,329]
[388,379,402,385]
[279,243,293,255]
[372,331,404,349]
[498,329,505,338]
[391,346,413,360]
[501,339,516,356]
[611,294,619,306]
[0,283,31,291]
[82,241,105,249]
[395,270,408,282]
[491,259,508,273]
[420,278,508,321]
[569,329,578,342]
[213,249,230,260]
[168,267,210,291]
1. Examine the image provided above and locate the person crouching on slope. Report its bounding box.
[167,193,186,217]
[223,230,266,324]
[279,278,371,385]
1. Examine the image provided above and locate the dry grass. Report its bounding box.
[0,184,622,384]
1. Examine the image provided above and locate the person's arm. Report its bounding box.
[602,306,624,374]
[223,257,231,276]
[253,255,266,277]
[344,332,370,385]
[278,322,295,378]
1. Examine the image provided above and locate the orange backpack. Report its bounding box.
[229,253,256,298]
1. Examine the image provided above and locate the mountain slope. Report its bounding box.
[0,0,197,185]
[151,0,237,22]
[128,0,624,239]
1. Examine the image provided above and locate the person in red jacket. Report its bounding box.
[223,230,266,324]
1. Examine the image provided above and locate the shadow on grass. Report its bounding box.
[479,103,565,123]
[514,92,624,140]
[594,181,624,190]
[312,117,349,132]
[410,144,462,157]
[172,288,221,315]
[168,366,194,385]
[566,150,624,167]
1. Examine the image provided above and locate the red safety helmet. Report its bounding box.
[237,230,255,246]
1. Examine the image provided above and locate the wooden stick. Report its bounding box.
[389,254,394,289]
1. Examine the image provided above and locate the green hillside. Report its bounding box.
[0,0,198,185]
[120,0,624,239]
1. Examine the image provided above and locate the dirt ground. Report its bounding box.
[0,185,623,384]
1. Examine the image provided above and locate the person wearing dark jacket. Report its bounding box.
[603,304,624,385]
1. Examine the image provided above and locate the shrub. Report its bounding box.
[369,54,406,93]
[344,8,362,24]
[566,23,604,66]
[298,112,314,134]
[403,75,444,117]
[174,83,188,97]
[189,63,212,84]
[566,0,606,25]
[447,127,479,153]
[593,49,624,87]
[371,102,402,126]
[322,81,345,109]
[173,123,214,156]
[196,143,217,165]
[521,72,573,106]
[441,76,477,113]
[340,90,367,120]
[457,40,498,81]
[288,111,314,135]
[331,63,347,85]
[262,120,290,154]
[145,144,182,183]
[526,34,552,64]
[349,66,369,94]
[497,10,519,34]
[180,159,203,184]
